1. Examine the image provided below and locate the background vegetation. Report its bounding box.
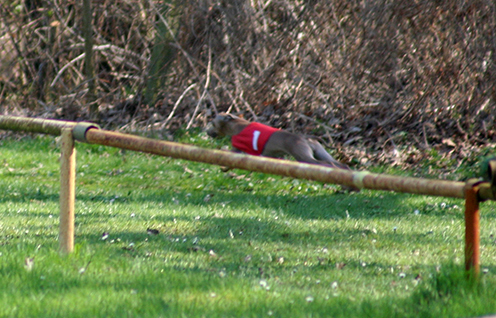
[1,0,495,168]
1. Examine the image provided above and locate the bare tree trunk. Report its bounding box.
[143,3,178,107]
[83,0,97,120]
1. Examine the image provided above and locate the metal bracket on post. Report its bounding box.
[73,122,100,143]
[59,128,76,254]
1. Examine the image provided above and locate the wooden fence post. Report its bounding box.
[464,181,481,276]
[59,128,76,253]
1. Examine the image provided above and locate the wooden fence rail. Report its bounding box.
[1,115,494,275]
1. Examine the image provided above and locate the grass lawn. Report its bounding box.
[1,133,495,318]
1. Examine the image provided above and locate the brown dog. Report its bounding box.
[206,113,351,170]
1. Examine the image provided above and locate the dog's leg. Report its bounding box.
[306,139,350,170]
[285,137,345,169]
[289,140,359,191]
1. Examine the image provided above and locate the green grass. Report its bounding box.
[1,134,496,318]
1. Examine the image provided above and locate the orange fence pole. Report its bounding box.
[0,116,77,135]
[464,180,481,276]
[82,129,468,198]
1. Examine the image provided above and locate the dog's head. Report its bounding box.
[206,113,246,138]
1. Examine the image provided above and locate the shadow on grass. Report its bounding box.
[2,184,486,221]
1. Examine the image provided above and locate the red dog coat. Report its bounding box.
[231,122,279,155]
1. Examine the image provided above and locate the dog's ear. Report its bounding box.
[222,113,236,121]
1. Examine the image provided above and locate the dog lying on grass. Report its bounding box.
[206,112,351,170]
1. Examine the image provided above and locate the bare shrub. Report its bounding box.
[1,0,495,165]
